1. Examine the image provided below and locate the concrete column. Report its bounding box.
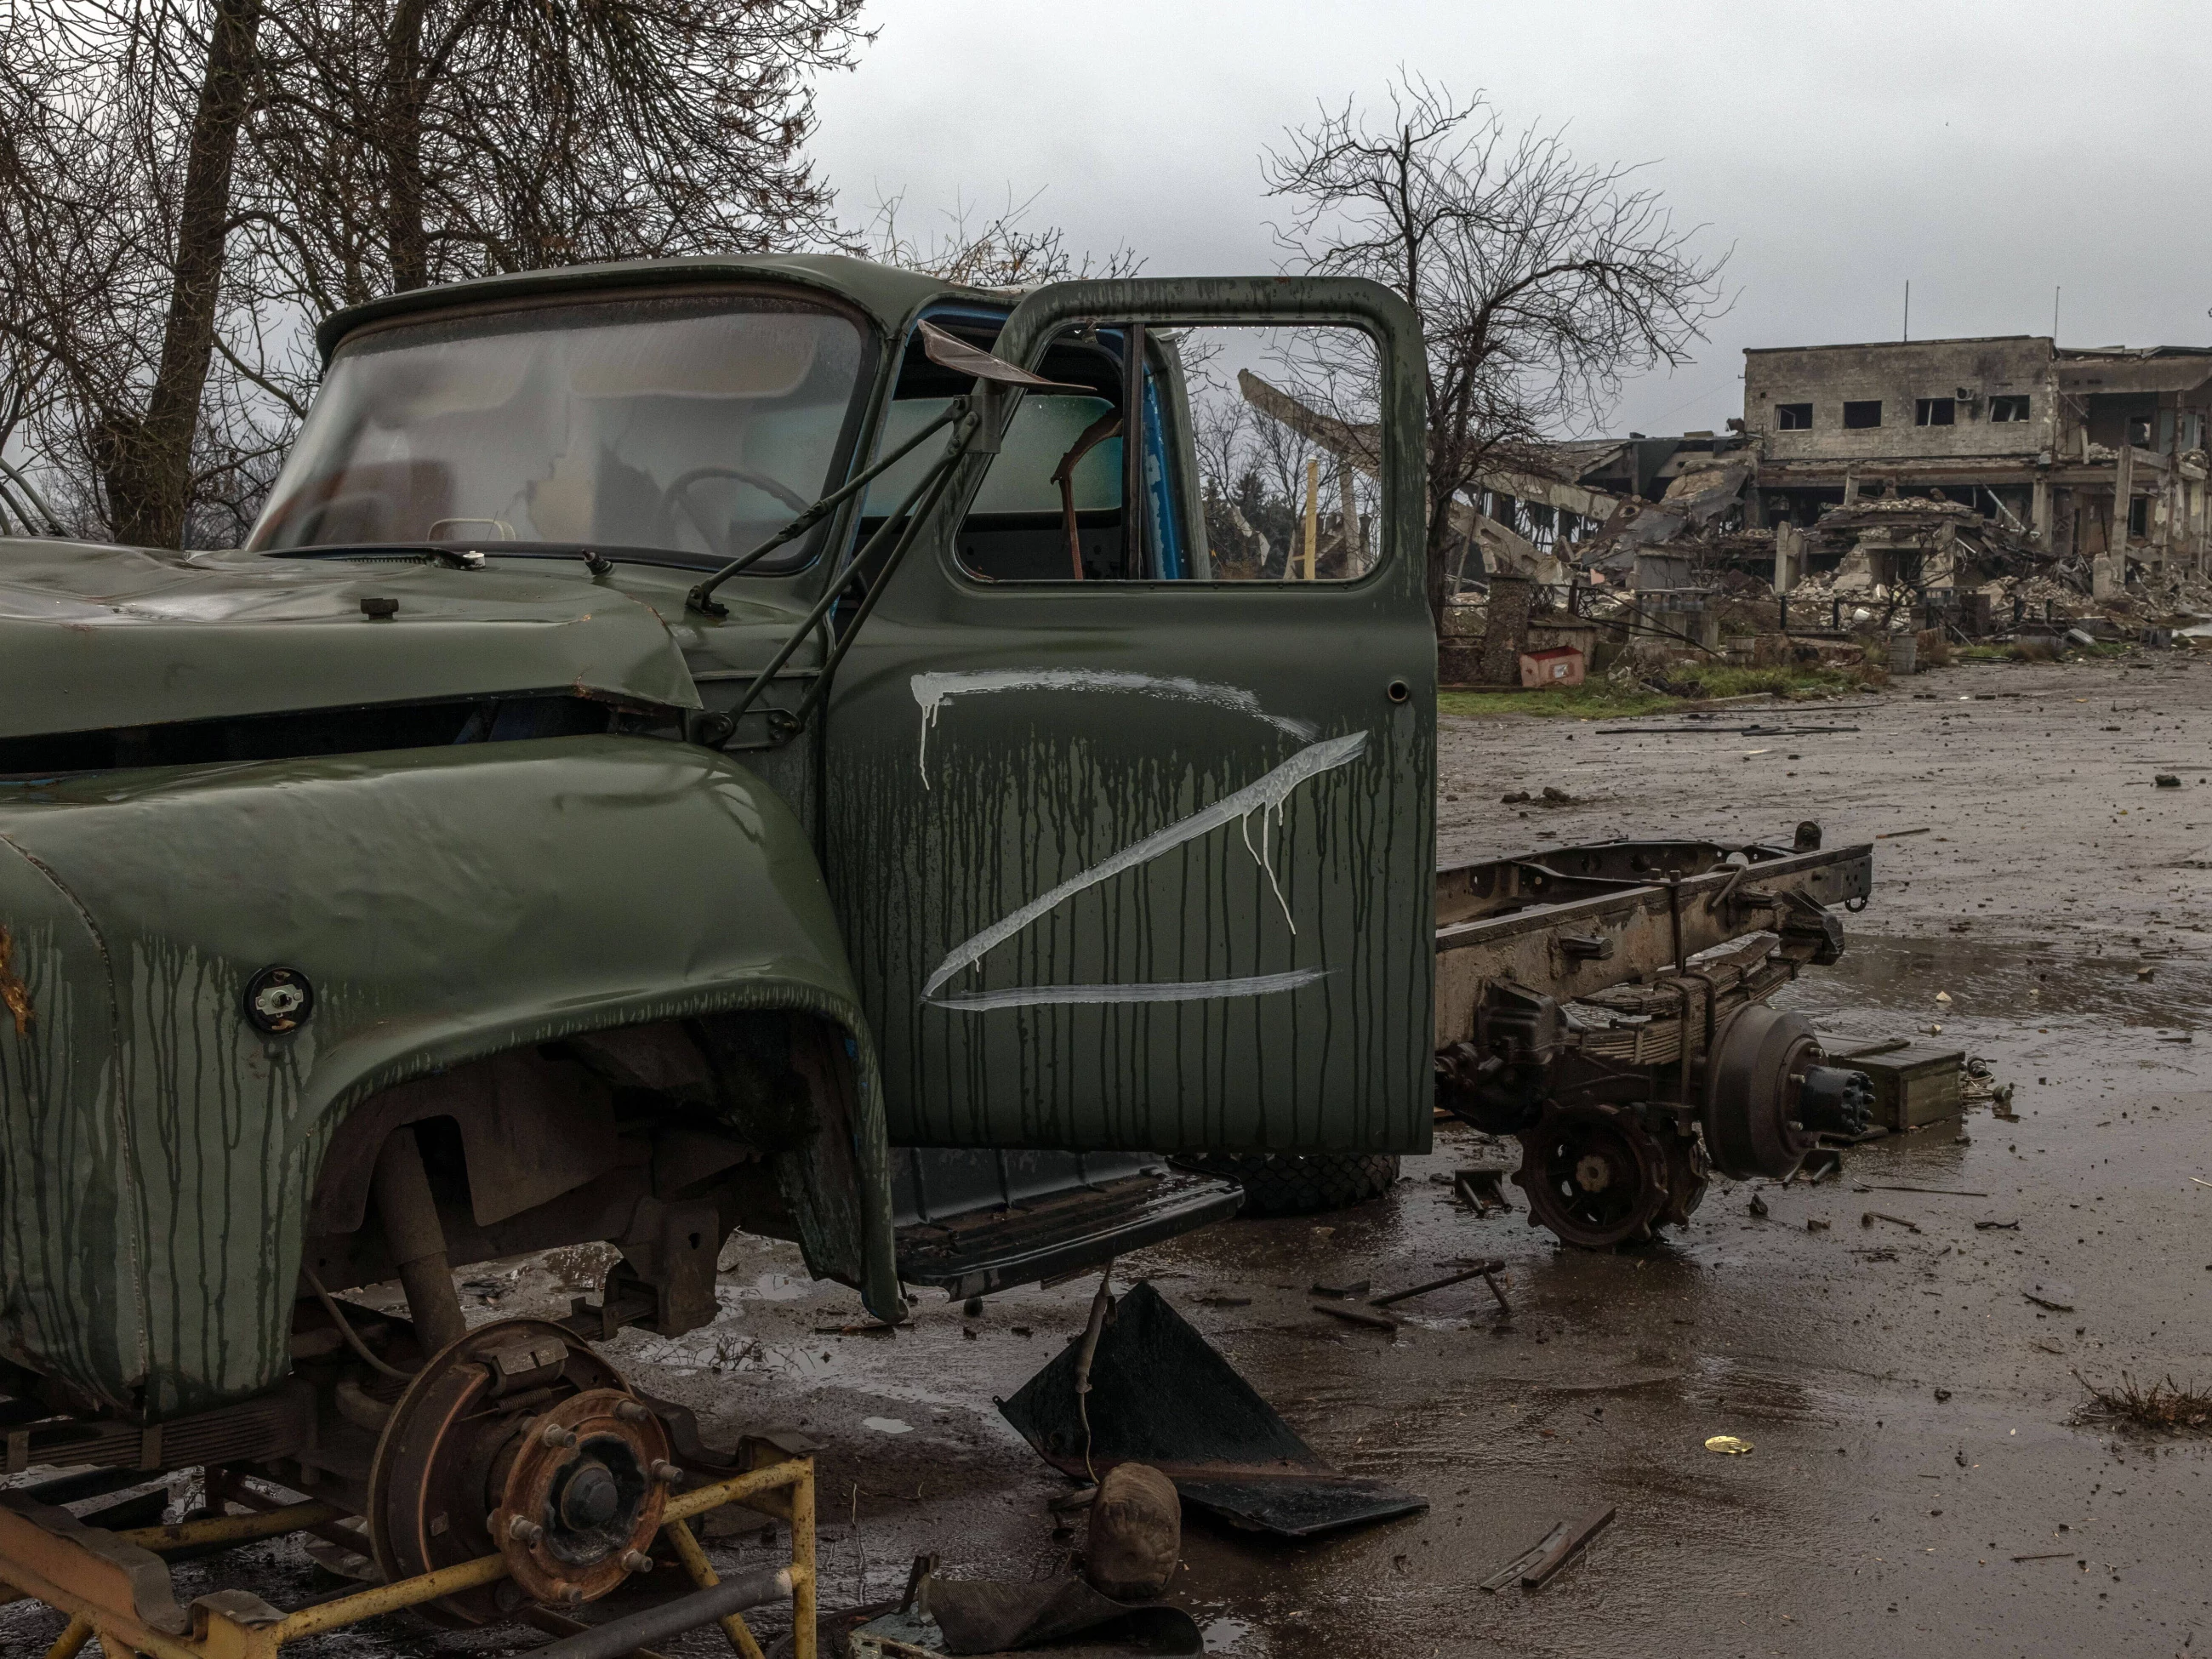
[1478,575,1534,686]
[2032,476,2052,547]
[2113,442,2135,556]
[1773,523,1796,594]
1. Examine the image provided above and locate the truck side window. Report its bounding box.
[871,318,1382,584]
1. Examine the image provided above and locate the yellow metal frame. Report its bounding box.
[2,1457,816,1659]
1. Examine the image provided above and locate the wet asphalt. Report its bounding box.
[7,653,2212,1658]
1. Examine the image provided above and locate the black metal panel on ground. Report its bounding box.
[998,1281,1427,1539]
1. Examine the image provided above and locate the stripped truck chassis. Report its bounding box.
[0,1325,818,1659]
[1433,834,1875,1247]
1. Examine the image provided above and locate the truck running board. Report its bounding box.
[892,1153,1242,1302]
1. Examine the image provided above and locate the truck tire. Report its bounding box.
[1174,1152,1401,1217]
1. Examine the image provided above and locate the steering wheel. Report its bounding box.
[660,466,811,556]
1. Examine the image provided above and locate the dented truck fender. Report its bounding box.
[0,734,898,1418]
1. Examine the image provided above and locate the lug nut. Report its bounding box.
[506,1516,545,1545]
[541,1423,578,1449]
[562,1585,584,1606]
[621,1549,653,1573]
[614,1400,652,1424]
[649,1460,681,1484]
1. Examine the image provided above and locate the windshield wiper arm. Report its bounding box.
[720,401,981,741]
[685,402,961,618]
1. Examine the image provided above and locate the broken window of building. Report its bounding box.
[1989,395,2030,422]
[1776,402,1812,430]
[1915,397,1955,426]
[2130,495,2149,537]
[1843,400,1881,429]
[2128,415,2153,448]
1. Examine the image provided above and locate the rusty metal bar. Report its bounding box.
[790,1461,817,1659]
[665,1518,767,1659]
[270,1548,510,1641]
[117,1501,346,1554]
[42,1613,94,1659]
[371,1127,467,1354]
[519,1568,793,1659]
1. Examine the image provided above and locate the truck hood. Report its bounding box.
[0,539,700,738]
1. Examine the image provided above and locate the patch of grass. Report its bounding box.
[1439,682,1674,720]
[1440,661,1865,721]
[2075,1370,2212,1434]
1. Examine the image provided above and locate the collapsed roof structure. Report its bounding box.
[1241,332,2212,608]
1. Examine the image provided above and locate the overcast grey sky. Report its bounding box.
[810,1,2212,438]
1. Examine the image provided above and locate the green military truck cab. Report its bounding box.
[0,258,1434,1482]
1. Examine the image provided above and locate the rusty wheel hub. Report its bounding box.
[1512,1103,1669,1249]
[367,1318,670,1623]
[493,1387,670,1605]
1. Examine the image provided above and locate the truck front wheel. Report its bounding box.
[1173,1152,1401,1217]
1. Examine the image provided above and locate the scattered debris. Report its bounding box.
[1748,1194,1770,1218]
[1369,1263,1506,1308]
[1456,1169,1514,1215]
[1974,1219,2021,1231]
[2074,1371,2212,1432]
[886,1576,1204,1656]
[1703,1435,1753,1456]
[2024,1291,2076,1313]
[1312,1301,1401,1332]
[1863,1184,1990,1198]
[1876,827,1933,840]
[2157,774,2182,788]
[1000,1282,1427,1538]
[1085,1463,1181,1600]
[1478,1505,1617,1593]
[863,1417,914,1435]
[1310,1277,1371,1299]
[1806,1217,1831,1232]
[1862,1211,1923,1233]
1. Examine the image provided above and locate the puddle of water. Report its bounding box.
[1203,1614,1257,1653]
[1782,932,2212,1035]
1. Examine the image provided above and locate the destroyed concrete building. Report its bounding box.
[1444,335,2212,607]
[1742,336,2212,593]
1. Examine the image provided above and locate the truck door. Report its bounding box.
[821,277,1434,1156]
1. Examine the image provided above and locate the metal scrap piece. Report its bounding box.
[999,1282,1427,1538]
[1479,1504,1616,1592]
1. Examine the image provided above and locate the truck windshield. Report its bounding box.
[248,290,869,570]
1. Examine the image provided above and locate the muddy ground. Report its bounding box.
[10,653,2212,1658]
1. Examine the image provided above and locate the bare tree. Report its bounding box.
[245,0,870,310]
[0,0,870,546]
[858,187,1141,289]
[0,0,269,545]
[1263,73,1730,618]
